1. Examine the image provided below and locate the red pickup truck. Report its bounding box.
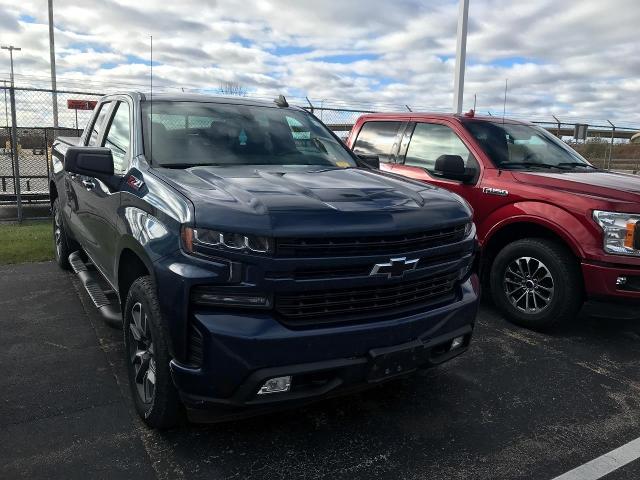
[347,113,640,329]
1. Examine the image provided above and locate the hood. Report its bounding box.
[512,170,640,204]
[153,165,471,236]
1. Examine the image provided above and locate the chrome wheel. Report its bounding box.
[53,206,63,259]
[504,256,555,314]
[128,302,156,404]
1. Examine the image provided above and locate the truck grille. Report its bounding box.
[275,224,467,257]
[274,272,458,326]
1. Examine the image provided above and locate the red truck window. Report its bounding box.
[405,123,476,173]
[352,121,404,164]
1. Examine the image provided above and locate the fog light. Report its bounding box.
[257,376,292,395]
[451,336,465,350]
[617,276,628,287]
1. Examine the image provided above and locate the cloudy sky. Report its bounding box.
[1,0,639,125]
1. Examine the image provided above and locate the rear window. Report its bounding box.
[352,121,403,163]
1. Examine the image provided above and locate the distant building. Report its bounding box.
[632,132,640,144]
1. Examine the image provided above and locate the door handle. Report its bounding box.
[82,179,95,189]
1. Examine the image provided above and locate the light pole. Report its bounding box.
[452,0,469,114]
[48,0,59,128]
[1,45,23,222]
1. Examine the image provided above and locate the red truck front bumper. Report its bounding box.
[582,260,640,302]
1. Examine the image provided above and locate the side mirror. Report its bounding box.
[434,155,476,183]
[356,153,380,170]
[64,146,114,177]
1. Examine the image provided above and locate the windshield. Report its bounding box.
[462,119,594,170]
[141,101,357,168]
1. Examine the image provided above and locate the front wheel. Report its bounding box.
[123,276,181,429]
[490,238,583,330]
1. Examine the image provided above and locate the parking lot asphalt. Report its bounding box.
[2,261,640,480]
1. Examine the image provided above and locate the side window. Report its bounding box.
[352,121,403,163]
[405,123,476,173]
[87,102,111,146]
[103,102,131,174]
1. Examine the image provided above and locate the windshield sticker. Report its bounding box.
[336,161,350,168]
[238,129,248,146]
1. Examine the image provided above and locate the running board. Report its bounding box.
[69,251,122,328]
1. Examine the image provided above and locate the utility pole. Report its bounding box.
[48,0,59,128]
[452,0,469,114]
[1,45,21,86]
[1,45,23,222]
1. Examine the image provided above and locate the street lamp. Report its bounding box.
[452,0,469,114]
[1,45,22,86]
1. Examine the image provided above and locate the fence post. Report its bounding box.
[8,85,22,223]
[606,120,615,171]
[305,97,314,115]
[552,115,561,138]
[44,127,50,184]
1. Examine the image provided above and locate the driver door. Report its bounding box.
[74,100,131,283]
[394,121,482,204]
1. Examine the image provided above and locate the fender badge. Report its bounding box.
[482,187,508,196]
[127,175,144,190]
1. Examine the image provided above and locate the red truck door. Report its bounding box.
[393,120,483,211]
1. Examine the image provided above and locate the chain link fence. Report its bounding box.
[1,86,102,221]
[1,86,638,222]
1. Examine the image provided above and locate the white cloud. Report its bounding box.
[0,0,638,125]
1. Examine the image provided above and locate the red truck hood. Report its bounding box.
[512,170,640,204]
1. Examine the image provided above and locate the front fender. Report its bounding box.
[480,201,591,258]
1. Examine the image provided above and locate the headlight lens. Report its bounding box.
[182,227,272,255]
[593,210,640,256]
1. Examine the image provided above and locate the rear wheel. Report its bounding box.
[123,276,181,429]
[490,238,583,330]
[52,198,71,270]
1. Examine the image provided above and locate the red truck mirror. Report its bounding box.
[434,155,476,184]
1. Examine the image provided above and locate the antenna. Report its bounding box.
[473,93,477,112]
[150,35,153,161]
[502,78,508,123]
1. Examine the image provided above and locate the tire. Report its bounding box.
[123,276,181,429]
[490,238,583,330]
[52,198,72,270]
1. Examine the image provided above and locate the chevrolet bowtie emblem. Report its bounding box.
[370,257,419,279]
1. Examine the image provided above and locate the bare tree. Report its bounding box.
[218,81,248,97]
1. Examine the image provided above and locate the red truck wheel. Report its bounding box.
[490,238,583,330]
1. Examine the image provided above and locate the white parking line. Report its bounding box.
[551,436,640,480]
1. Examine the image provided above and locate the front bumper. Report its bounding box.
[582,261,640,301]
[169,274,479,422]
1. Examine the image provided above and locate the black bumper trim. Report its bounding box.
[179,324,473,422]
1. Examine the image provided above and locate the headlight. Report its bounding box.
[593,210,640,256]
[181,226,272,255]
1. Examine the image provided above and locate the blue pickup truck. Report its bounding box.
[50,92,479,428]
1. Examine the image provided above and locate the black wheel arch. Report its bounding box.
[481,221,583,288]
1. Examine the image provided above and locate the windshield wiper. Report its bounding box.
[557,162,598,170]
[498,162,558,170]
